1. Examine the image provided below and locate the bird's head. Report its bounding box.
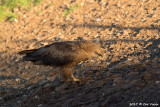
[82,41,104,61]
[90,43,104,61]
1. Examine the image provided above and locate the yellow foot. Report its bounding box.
[73,78,80,82]
[72,74,80,82]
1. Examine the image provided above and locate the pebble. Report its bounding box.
[34,95,39,99]
[156,81,160,84]
[36,37,41,40]
[27,86,31,90]
[14,19,18,23]
[38,104,43,107]
[0,53,6,58]
[95,35,100,38]
[127,58,132,61]
[113,77,124,86]
[58,33,61,35]
[15,57,20,62]
[42,42,48,46]
[156,81,160,88]
[39,80,46,85]
[96,18,102,22]
[17,100,21,103]
[0,97,4,104]
[54,37,60,41]
[16,78,20,82]
[0,97,4,101]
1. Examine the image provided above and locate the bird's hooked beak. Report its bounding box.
[95,51,104,61]
[98,56,104,61]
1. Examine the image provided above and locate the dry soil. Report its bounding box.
[0,0,160,107]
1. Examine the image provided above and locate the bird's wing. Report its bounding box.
[31,43,78,66]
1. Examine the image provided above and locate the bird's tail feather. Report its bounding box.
[18,49,38,55]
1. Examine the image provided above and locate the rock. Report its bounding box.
[113,77,125,86]
[38,104,43,107]
[95,35,100,38]
[54,37,61,41]
[112,74,121,79]
[155,81,160,88]
[16,78,20,82]
[126,72,138,79]
[141,72,152,82]
[0,97,4,103]
[14,19,18,23]
[76,37,83,40]
[62,98,72,107]
[96,18,102,22]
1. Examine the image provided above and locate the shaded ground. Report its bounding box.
[0,0,160,107]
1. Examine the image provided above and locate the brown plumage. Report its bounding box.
[18,40,103,82]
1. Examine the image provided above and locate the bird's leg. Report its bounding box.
[60,68,70,82]
[60,67,74,82]
[60,67,79,82]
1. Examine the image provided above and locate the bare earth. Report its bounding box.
[0,0,160,107]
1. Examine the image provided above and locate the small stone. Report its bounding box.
[34,95,39,99]
[126,72,138,77]
[76,37,83,40]
[58,33,61,35]
[38,104,43,107]
[39,80,46,85]
[36,37,41,40]
[16,78,20,82]
[13,86,19,89]
[156,81,160,88]
[127,58,132,61]
[17,100,21,103]
[96,18,102,22]
[27,86,31,90]
[95,35,100,38]
[113,77,124,86]
[25,66,29,69]
[156,81,160,84]
[54,37,60,41]
[23,15,26,18]
[42,42,48,46]
[43,20,47,23]
[112,74,121,79]
[14,19,18,22]
[15,57,20,62]
[0,97,4,102]
[81,2,84,6]
[141,18,147,22]
[1,53,6,58]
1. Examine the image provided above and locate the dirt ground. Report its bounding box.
[0,0,160,107]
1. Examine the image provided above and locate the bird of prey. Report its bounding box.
[18,40,103,82]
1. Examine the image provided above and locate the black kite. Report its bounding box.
[18,40,103,82]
